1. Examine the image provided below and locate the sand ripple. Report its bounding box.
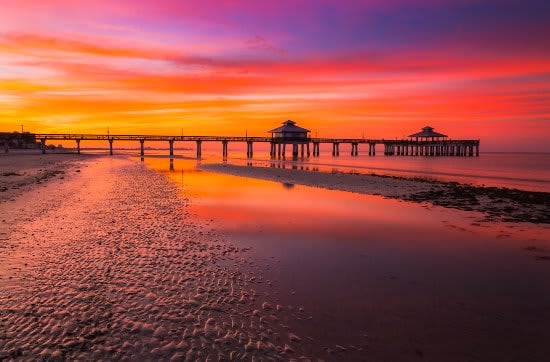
[0,158,310,360]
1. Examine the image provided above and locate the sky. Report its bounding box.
[0,0,549,151]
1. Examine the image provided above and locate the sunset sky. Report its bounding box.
[1,0,549,150]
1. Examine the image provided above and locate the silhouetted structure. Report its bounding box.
[27,122,480,158]
[408,126,447,141]
[0,132,38,152]
[268,120,311,157]
[384,126,478,156]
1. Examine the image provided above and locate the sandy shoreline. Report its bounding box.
[0,152,97,204]
[201,163,550,224]
[0,155,320,360]
[2,154,550,360]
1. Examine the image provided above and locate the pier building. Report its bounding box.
[268,120,311,158]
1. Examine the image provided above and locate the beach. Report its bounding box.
[0,152,93,203]
[2,153,550,361]
[0,154,317,360]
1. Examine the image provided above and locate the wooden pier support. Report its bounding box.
[270,142,276,158]
[376,141,482,157]
[351,142,359,156]
[312,142,320,157]
[300,143,305,157]
[246,141,254,158]
[222,140,228,157]
[109,139,114,155]
[332,142,340,156]
[169,140,174,157]
[292,144,298,157]
[307,143,310,157]
[4,140,9,153]
[196,140,202,158]
[41,138,46,154]
[282,143,287,157]
[76,139,81,154]
[139,139,144,156]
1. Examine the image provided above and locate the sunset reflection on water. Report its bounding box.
[144,156,547,244]
[142,156,550,360]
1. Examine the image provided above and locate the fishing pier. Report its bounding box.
[5,122,480,158]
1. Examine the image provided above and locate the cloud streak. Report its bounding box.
[0,0,548,150]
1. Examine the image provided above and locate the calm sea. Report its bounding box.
[142,155,550,360]
[78,142,550,192]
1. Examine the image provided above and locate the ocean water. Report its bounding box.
[143,156,550,361]
[228,152,550,192]
[55,139,550,191]
[126,141,550,192]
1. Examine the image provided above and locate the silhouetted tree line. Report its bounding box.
[1,132,38,148]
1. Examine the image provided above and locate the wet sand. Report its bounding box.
[201,163,550,224]
[0,151,94,203]
[0,156,314,360]
[3,154,550,361]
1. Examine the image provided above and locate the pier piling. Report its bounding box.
[332,142,340,156]
[313,142,320,157]
[196,140,202,158]
[222,140,228,158]
[247,141,254,158]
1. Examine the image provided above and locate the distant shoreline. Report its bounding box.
[200,163,550,224]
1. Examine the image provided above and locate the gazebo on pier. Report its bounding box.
[408,126,447,141]
[381,125,479,157]
[268,120,310,157]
